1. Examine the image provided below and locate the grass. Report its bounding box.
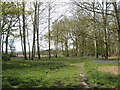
[2,57,86,88]
[2,57,119,88]
[83,58,120,88]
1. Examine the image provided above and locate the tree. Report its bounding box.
[22,1,27,60]
[31,2,37,60]
[113,2,120,59]
[36,2,42,59]
[9,39,16,57]
[48,2,51,59]
[92,2,99,58]
[0,2,2,61]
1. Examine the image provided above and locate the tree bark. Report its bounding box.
[102,2,108,60]
[65,40,69,57]
[0,11,2,61]
[17,3,24,57]
[26,28,31,59]
[37,3,40,59]
[22,2,27,60]
[113,2,120,59]
[75,36,78,57]
[48,3,51,59]
[31,2,37,60]
[5,17,12,54]
[93,2,99,58]
[5,30,10,54]
[18,14,24,57]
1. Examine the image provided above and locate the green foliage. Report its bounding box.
[2,53,11,61]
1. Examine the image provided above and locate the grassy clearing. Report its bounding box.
[2,57,119,88]
[2,57,86,88]
[83,58,120,88]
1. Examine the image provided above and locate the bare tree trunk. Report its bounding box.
[18,15,24,57]
[61,42,64,56]
[32,2,37,60]
[5,17,12,54]
[5,31,10,54]
[48,3,51,59]
[37,3,40,59]
[22,2,27,60]
[113,2,120,59]
[81,37,84,57]
[65,40,69,57]
[55,25,59,58]
[75,36,78,57]
[1,17,5,54]
[17,2,24,57]
[93,2,99,58]
[102,2,108,60]
[2,34,4,53]
[0,5,2,89]
[26,28,31,59]
[0,11,2,61]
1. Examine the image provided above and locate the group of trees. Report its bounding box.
[0,1,120,60]
[46,1,120,59]
[0,1,47,60]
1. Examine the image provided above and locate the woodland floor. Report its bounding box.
[2,57,120,88]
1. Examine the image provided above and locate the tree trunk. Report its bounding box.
[55,26,59,58]
[48,3,51,59]
[27,28,31,59]
[5,18,12,54]
[102,2,108,60]
[22,2,27,60]
[2,34,4,53]
[93,2,99,58]
[65,40,69,57]
[61,42,64,56]
[5,31,10,54]
[0,12,2,60]
[75,36,78,57]
[17,2,24,57]
[18,14,24,57]
[32,2,37,60]
[113,2,120,59]
[0,6,2,90]
[37,3,40,59]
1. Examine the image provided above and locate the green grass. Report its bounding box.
[2,57,119,88]
[83,58,120,88]
[2,57,86,88]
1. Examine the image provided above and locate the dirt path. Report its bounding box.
[77,63,91,88]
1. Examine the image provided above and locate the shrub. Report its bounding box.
[2,53,11,61]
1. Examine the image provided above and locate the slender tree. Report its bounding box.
[36,2,41,59]
[113,2,120,59]
[0,3,2,60]
[93,2,99,58]
[22,1,27,60]
[48,3,51,59]
[31,2,37,60]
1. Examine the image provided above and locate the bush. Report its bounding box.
[2,53,11,61]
